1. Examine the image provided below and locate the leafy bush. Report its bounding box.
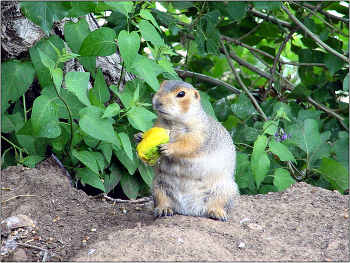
[1,1,349,198]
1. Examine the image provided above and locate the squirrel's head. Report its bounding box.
[152,80,202,120]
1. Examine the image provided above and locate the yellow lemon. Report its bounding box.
[136,127,170,166]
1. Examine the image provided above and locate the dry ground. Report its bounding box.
[1,156,349,261]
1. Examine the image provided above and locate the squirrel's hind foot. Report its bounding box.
[209,210,229,222]
[154,207,174,218]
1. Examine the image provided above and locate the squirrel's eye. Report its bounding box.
[176,91,186,97]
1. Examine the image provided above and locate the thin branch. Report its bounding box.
[267,3,323,96]
[292,1,349,24]
[290,2,349,37]
[248,9,292,29]
[220,39,268,121]
[237,11,271,41]
[281,3,349,63]
[174,69,242,94]
[91,193,152,204]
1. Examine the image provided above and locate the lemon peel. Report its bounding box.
[136,127,170,166]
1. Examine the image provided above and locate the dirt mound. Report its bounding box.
[1,157,349,262]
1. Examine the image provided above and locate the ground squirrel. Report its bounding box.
[134,80,238,221]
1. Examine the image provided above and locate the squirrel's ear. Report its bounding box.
[194,90,200,100]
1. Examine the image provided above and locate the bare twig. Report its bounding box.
[91,193,152,204]
[281,3,349,63]
[1,194,39,204]
[175,69,242,94]
[16,242,49,252]
[220,39,268,121]
[248,9,292,29]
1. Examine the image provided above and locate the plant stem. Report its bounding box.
[1,135,29,156]
[53,84,74,162]
[220,40,268,121]
[22,94,27,123]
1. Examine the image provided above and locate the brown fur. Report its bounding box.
[135,80,238,221]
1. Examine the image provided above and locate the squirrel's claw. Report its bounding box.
[158,143,172,156]
[133,132,143,143]
[209,210,229,222]
[154,207,174,218]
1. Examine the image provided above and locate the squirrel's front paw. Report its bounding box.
[133,132,143,143]
[158,143,173,156]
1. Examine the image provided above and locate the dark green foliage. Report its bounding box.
[1,1,348,198]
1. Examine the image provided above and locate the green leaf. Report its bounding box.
[129,54,165,92]
[76,167,105,192]
[31,95,58,137]
[102,103,121,118]
[268,140,296,163]
[263,120,279,136]
[104,163,123,194]
[117,30,140,70]
[67,1,97,17]
[318,158,349,193]
[171,1,195,9]
[114,148,137,175]
[333,132,349,171]
[38,122,62,138]
[103,1,133,17]
[64,18,90,53]
[303,17,316,33]
[65,71,91,106]
[140,9,161,31]
[235,153,254,189]
[121,173,140,199]
[98,142,113,164]
[206,38,220,56]
[251,135,270,189]
[231,94,259,119]
[157,59,181,80]
[193,29,206,56]
[16,134,47,157]
[22,156,45,168]
[227,1,248,21]
[325,52,345,75]
[20,1,71,34]
[72,149,99,174]
[79,27,117,56]
[1,60,35,114]
[1,112,22,133]
[127,106,157,132]
[289,84,312,102]
[253,1,281,11]
[79,57,97,78]
[93,67,110,104]
[41,86,85,120]
[138,20,165,46]
[272,168,295,191]
[29,36,65,88]
[290,119,321,154]
[138,164,155,188]
[117,132,133,162]
[343,74,349,92]
[38,48,56,68]
[79,106,120,146]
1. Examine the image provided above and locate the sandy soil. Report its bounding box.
[1,156,349,262]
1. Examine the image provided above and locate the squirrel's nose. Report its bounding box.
[153,98,163,109]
